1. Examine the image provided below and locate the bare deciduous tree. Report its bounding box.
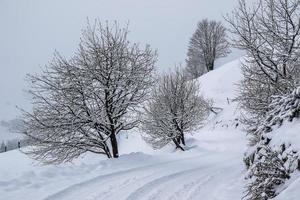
[226,0,300,127]
[186,19,230,78]
[141,68,211,151]
[21,21,157,163]
[226,1,300,199]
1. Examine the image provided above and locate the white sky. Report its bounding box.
[0,0,254,120]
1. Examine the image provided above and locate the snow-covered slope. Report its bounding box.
[269,118,300,200]
[0,58,263,200]
[198,59,242,104]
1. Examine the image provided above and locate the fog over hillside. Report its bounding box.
[0,1,299,199]
[0,0,256,121]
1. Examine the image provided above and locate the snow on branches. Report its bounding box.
[21,21,157,163]
[186,19,230,78]
[141,68,212,151]
[244,86,300,200]
[227,0,300,127]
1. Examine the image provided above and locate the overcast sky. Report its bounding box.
[0,0,254,121]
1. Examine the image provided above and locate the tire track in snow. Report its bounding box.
[117,155,241,200]
[125,160,230,200]
[93,154,235,200]
[43,154,206,200]
[125,168,213,200]
[44,154,243,200]
[186,161,244,200]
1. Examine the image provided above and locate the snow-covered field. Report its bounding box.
[0,129,246,200]
[0,59,298,200]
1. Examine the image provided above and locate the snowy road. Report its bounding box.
[0,129,247,200]
[43,150,245,200]
[0,59,248,200]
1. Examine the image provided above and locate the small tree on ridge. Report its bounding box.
[186,19,230,78]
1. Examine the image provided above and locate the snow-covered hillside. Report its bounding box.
[0,59,298,200]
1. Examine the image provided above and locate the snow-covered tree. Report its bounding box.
[226,0,300,127]
[245,146,292,200]
[186,19,230,78]
[227,1,300,197]
[243,86,300,200]
[141,68,211,150]
[21,21,157,163]
[246,86,300,145]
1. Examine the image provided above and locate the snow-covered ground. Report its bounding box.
[267,118,300,200]
[0,58,298,200]
[0,59,248,200]
[0,129,246,200]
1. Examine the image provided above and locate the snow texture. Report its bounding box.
[0,58,299,200]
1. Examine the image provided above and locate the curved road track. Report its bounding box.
[44,152,245,200]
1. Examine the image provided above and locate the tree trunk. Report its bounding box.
[172,139,185,151]
[110,132,119,158]
[104,143,112,158]
[208,62,214,71]
[180,131,185,146]
[176,137,181,144]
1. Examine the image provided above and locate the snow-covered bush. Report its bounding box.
[244,86,300,200]
[247,87,300,146]
[245,145,297,200]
